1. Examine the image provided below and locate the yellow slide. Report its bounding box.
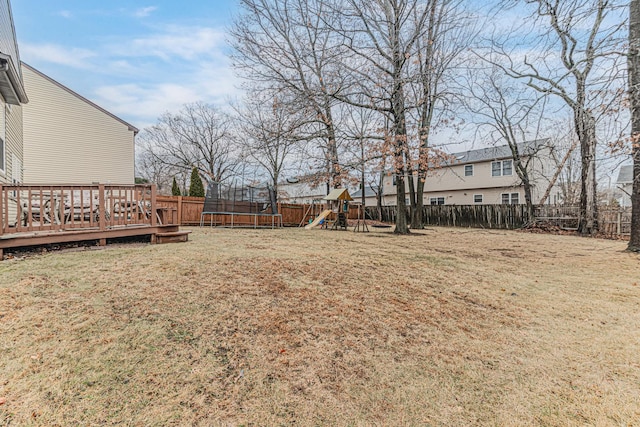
[305,209,333,229]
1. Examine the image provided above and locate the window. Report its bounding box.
[502,160,513,176]
[430,197,445,205]
[491,161,501,177]
[501,193,520,205]
[464,164,473,177]
[491,160,513,177]
[473,194,483,203]
[392,174,397,186]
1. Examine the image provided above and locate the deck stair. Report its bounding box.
[154,230,191,244]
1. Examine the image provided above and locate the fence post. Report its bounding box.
[177,195,183,226]
[98,184,106,232]
[151,185,157,227]
[617,211,622,236]
[0,184,3,236]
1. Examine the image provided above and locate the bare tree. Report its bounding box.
[234,90,307,201]
[629,0,640,250]
[140,102,238,185]
[338,104,387,208]
[462,67,546,218]
[409,0,474,229]
[230,0,344,190]
[492,0,626,235]
[325,0,434,234]
[135,145,173,194]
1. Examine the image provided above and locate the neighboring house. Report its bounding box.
[0,0,28,186]
[21,62,138,184]
[616,164,633,207]
[278,174,331,204]
[351,186,379,207]
[359,140,559,206]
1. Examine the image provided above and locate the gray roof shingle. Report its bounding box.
[616,165,633,184]
[448,139,549,165]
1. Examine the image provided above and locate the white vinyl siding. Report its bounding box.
[0,99,4,174]
[11,152,20,183]
[0,96,23,185]
[22,64,136,184]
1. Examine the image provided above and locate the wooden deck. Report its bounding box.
[0,183,189,259]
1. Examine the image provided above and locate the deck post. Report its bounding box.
[151,185,157,227]
[99,184,106,231]
[0,184,3,236]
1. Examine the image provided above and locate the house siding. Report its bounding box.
[0,0,20,77]
[373,145,561,206]
[22,64,136,184]
[0,95,22,184]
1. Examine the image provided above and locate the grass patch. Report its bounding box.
[1,226,639,425]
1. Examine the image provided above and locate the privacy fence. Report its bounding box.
[156,196,631,237]
[366,204,631,237]
[156,196,360,227]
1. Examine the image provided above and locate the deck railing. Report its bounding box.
[0,184,159,236]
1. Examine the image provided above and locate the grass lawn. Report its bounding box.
[1,226,639,426]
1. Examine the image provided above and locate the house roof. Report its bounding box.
[0,0,27,104]
[351,186,377,199]
[21,62,139,133]
[449,139,549,165]
[323,188,353,201]
[616,165,633,184]
[0,53,27,104]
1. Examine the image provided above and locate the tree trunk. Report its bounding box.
[629,0,640,251]
[522,178,534,221]
[413,176,425,229]
[575,108,598,235]
[538,139,578,205]
[324,105,340,189]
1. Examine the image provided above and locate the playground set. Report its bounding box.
[197,182,369,231]
[303,188,369,232]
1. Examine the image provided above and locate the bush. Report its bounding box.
[188,167,205,197]
[171,177,181,196]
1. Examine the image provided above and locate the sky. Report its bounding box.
[12,0,241,129]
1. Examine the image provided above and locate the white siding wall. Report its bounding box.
[0,96,22,184]
[22,65,135,184]
[378,149,557,206]
[0,0,21,76]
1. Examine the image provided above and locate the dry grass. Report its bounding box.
[1,226,639,426]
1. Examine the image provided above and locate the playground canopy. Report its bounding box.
[323,188,353,202]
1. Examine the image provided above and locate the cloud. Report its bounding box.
[93,60,241,127]
[19,24,241,128]
[57,10,73,19]
[113,26,226,61]
[133,6,157,18]
[20,43,96,69]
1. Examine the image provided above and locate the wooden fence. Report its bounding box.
[155,196,361,227]
[366,204,632,236]
[154,196,631,237]
[367,205,528,230]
